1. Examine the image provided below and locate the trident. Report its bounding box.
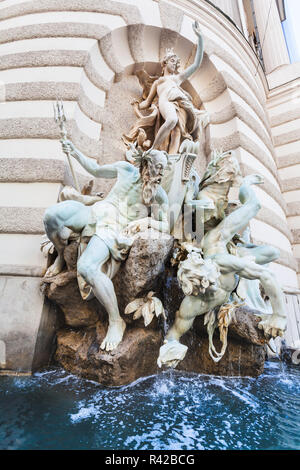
[53,99,80,192]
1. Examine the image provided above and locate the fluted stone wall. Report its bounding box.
[0,0,299,371]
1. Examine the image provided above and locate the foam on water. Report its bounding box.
[0,361,299,450]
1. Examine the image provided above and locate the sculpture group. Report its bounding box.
[42,21,287,372]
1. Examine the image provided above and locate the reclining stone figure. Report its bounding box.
[43,139,169,352]
[158,174,287,368]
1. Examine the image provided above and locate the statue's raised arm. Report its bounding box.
[61,138,122,179]
[123,20,208,154]
[177,21,204,84]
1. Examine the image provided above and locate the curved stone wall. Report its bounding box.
[0,0,298,289]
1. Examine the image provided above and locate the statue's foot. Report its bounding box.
[157,340,188,369]
[44,255,64,277]
[258,314,286,339]
[100,318,126,352]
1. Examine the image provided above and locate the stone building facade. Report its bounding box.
[0,0,299,372]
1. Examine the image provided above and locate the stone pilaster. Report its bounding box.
[253,0,290,74]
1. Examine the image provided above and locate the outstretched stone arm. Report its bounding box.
[61,139,120,179]
[178,21,204,84]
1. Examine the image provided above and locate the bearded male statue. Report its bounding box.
[43,139,169,352]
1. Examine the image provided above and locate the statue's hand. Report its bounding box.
[61,138,75,156]
[258,314,287,339]
[192,20,202,38]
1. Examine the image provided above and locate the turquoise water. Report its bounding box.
[0,361,299,450]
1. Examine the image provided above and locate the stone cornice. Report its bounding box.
[0,264,45,277]
[0,158,65,183]
[0,207,46,234]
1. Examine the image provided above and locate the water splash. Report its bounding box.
[0,362,299,450]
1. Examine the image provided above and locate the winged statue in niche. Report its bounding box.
[123,21,209,155]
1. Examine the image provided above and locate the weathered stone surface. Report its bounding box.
[44,234,267,383]
[42,272,100,328]
[178,332,265,377]
[113,230,174,310]
[42,232,174,327]
[0,276,58,373]
[193,306,266,346]
[177,309,266,377]
[43,231,173,383]
[63,240,79,272]
[55,323,163,386]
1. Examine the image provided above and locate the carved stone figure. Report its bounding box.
[158,174,287,368]
[43,140,169,352]
[39,16,289,383]
[196,149,242,222]
[123,21,209,154]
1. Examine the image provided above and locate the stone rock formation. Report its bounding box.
[178,307,266,377]
[42,236,267,385]
[55,323,163,387]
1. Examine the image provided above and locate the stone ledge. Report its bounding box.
[292,228,300,244]
[287,201,300,217]
[5,82,80,102]
[0,158,65,183]
[55,324,163,387]
[178,308,266,378]
[0,207,46,234]
[0,23,110,45]
[0,264,45,277]
[277,153,300,169]
[274,128,300,147]
[0,49,88,71]
[0,0,142,25]
[270,107,300,127]
[281,177,300,193]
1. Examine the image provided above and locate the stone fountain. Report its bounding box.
[40,21,287,386]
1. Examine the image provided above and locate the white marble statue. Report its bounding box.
[123,21,209,154]
[43,140,169,351]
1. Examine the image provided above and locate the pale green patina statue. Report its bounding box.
[158,173,287,368]
[43,18,287,373]
[44,141,169,351]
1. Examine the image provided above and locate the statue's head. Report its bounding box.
[140,149,169,205]
[162,48,180,75]
[177,252,220,296]
[201,149,242,187]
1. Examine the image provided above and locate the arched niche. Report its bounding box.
[72,24,228,184]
